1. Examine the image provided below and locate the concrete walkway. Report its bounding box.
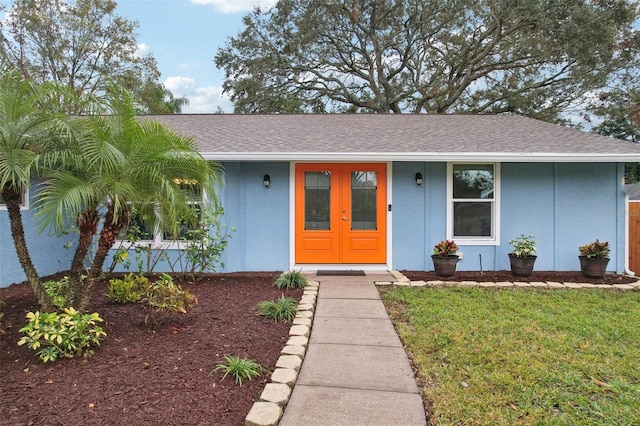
[278,272,427,426]
[246,271,640,425]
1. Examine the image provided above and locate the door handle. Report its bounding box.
[342,217,348,221]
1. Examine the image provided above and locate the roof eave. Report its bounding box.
[200,152,640,163]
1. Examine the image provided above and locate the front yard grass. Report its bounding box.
[380,287,640,425]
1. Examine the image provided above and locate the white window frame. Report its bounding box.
[0,189,29,211]
[113,189,208,250]
[446,162,500,245]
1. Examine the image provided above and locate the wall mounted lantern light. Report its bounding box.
[415,172,423,186]
[263,174,271,188]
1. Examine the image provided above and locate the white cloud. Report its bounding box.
[136,43,149,56]
[164,76,233,113]
[190,0,277,13]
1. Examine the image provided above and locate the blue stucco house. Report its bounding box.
[2,114,640,287]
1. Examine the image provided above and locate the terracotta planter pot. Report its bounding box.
[431,255,459,277]
[509,254,537,277]
[579,256,609,279]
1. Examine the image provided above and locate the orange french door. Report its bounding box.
[295,163,387,264]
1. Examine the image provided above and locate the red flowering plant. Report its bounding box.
[433,240,459,257]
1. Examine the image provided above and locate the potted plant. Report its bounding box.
[508,234,537,277]
[431,240,459,277]
[578,239,610,278]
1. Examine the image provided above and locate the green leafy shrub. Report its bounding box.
[18,308,106,363]
[209,355,267,385]
[144,274,197,326]
[107,273,148,303]
[164,207,234,283]
[257,296,298,322]
[274,270,307,289]
[110,247,131,271]
[43,276,71,308]
[508,234,538,257]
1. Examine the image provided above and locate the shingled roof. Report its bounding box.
[144,114,640,162]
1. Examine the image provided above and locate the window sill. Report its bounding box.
[113,240,192,251]
[452,238,499,246]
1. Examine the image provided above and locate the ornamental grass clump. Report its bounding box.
[209,355,268,385]
[257,295,298,323]
[274,270,308,289]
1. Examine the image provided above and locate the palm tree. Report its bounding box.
[0,70,72,310]
[35,84,221,310]
[162,88,190,114]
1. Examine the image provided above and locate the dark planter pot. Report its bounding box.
[509,254,537,277]
[579,256,610,279]
[431,255,459,277]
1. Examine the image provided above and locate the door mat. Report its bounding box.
[316,270,366,276]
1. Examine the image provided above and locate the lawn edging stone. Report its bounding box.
[388,271,640,291]
[245,402,283,426]
[245,279,319,426]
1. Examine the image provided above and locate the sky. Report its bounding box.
[113,0,278,113]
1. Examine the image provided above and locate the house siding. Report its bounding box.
[0,160,627,288]
[219,161,290,272]
[1,186,76,287]
[391,162,624,273]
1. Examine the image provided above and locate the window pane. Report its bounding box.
[453,164,494,199]
[351,171,377,230]
[0,191,26,206]
[180,184,202,202]
[164,181,203,240]
[168,204,202,240]
[119,210,154,241]
[453,202,492,237]
[305,171,331,230]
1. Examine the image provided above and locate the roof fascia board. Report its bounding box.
[201,152,640,163]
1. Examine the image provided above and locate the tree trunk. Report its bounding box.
[66,209,100,309]
[75,206,126,311]
[3,188,54,311]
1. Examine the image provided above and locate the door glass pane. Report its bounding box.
[305,171,331,230]
[351,171,377,230]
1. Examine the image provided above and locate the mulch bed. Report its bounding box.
[402,270,639,284]
[0,272,302,426]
